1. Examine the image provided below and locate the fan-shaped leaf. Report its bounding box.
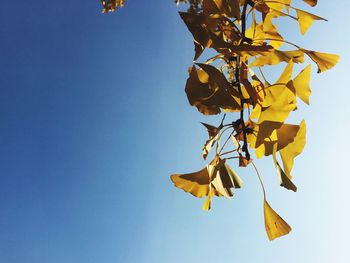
[264,200,292,241]
[250,50,304,67]
[302,50,340,73]
[296,9,326,35]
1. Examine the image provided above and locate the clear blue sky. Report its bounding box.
[0,1,349,262]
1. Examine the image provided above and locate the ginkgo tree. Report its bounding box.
[101,0,339,240]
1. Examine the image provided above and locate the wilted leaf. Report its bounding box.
[264,200,292,241]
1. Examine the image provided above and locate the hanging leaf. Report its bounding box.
[280,120,307,179]
[201,122,221,160]
[272,144,297,192]
[302,50,340,73]
[264,200,292,241]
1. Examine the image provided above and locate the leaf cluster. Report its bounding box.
[171,0,339,241]
[101,0,339,240]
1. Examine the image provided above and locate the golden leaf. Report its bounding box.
[171,156,243,210]
[264,200,292,241]
[258,84,296,124]
[280,120,307,179]
[250,121,302,158]
[263,12,284,49]
[296,9,326,35]
[287,65,312,105]
[250,50,304,67]
[201,122,220,160]
[302,50,340,73]
[185,66,241,115]
[272,144,297,192]
[265,0,291,13]
[276,59,294,84]
[171,167,221,198]
[179,12,219,60]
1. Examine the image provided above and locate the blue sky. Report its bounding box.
[0,0,349,262]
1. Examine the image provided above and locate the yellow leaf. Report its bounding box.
[250,50,304,67]
[288,65,312,105]
[277,59,294,83]
[264,200,292,241]
[265,0,291,12]
[280,120,307,179]
[185,66,241,115]
[201,122,220,160]
[250,121,302,158]
[302,50,340,73]
[258,84,296,124]
[171,157,243,210]
[296,9,326,35]
[263,12,285,49]
[272,144,297,192]
[171,167,221,198]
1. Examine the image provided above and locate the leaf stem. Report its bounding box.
[252,161,267,199]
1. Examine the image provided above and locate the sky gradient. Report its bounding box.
[0,1,349,262]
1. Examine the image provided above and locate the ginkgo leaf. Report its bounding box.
[262,12,285,49]
[302,50,340,73]
[171,167,221,198]
[171,156,243,209]
[280,120,307,179]
[251,121,302,158]
[258,84,296,124]
[272,144,297,192]
[287,65,312,105]
[208,31,274,58]
[201,122,220,159]
[296,9,326,35]
[179,12,210,60]
[185,66,241,115]
[264,200,292,241]
[265,0,291,13]
[101,0,125,13]
[302,0,318,7]
[196,63,241,99]
[250,50,304,67]
[277,59,294,84]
